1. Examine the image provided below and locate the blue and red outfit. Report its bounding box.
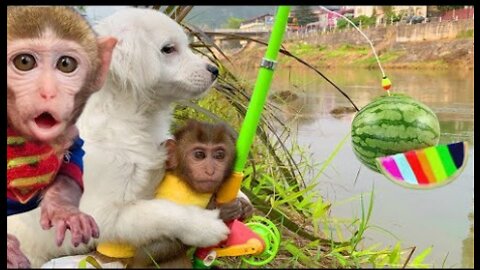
[7,127,85,216]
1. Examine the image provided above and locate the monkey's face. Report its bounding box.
[7,32,90,142]
[180,143,234,193]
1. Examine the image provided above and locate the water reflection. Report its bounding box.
[267,67,474,146]
[237,66,474,267]
[461,211,474,268]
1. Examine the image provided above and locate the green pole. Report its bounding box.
[233,6,291,173]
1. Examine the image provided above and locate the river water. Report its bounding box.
[237,66,474,268]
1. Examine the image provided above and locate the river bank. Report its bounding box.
[227,33,473,71]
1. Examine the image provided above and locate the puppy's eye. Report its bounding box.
[161,44,176,54]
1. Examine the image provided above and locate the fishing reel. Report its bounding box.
[193,216,281,268]
[241,216,281,266]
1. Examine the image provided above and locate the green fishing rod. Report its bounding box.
[217,6,290,203]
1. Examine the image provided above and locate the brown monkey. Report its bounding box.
[137,120,253,268]
[95,120,253,268]
[7,6,117,268]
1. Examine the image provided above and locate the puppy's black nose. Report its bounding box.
[206,64,219,79]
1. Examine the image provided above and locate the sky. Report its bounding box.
[83,6,129,23]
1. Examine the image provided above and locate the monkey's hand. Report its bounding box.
[217,197,254,222]
[7,233,30,269]
[39,175,99,247]
[176,208,229,247]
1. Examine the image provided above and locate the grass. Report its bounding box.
[324,44,370,59]
[354,50,403,66]
[456,29,474,39]
[288,43,327,56]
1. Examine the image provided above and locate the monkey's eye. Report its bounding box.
[161,44,176,54]
[13,54,36,71]
[213,150,225,160]
[193,150,206,160]
[57,56,78,73]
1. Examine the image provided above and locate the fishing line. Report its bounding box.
[318,6,385,77]
[318,6,392,95]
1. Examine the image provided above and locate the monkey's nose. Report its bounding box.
[205,167,215,176]
[206,64,219,80]
[39,88,57,100]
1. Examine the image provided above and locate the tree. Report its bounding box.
[223,16,244,29]
[336,18,349,29]
[293,6,318,26]
[382,6,401,24]
[74,6,86,15]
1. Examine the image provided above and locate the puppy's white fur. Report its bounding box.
[7,8,230,267]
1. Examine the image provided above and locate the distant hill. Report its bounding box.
[84,6,322,30]
[184,6,278,29]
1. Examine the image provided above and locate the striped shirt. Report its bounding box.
[7,127,85,216]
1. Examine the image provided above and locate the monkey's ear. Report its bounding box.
[164,139,178,170]
[92,36,117,91]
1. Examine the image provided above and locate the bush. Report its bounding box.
[336,15,376,30]
[353,15,376,27]
[336,18,349,29]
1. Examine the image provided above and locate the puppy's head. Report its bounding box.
[95,8,218,104]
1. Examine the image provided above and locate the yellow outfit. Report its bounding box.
[155,172,212,207]
[96,172,213,258]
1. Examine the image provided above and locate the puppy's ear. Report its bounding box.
[94,24,156,92]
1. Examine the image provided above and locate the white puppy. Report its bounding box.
[7,8,230,267]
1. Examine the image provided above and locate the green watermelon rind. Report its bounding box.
[351,93,440,173]
[374,142,469,189]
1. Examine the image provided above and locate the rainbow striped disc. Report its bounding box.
[375,142,468,189]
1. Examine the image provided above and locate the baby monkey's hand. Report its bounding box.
[217,197,254,222]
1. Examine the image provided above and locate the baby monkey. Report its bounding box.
[150,119,254,267]
[96,120,254,268]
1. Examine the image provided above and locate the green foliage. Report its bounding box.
[411,246,433,267]
[354,15,377,27]
[336,18,349,29]
[324,44,369,59]
[384,12,402,24]
[223,16,244,29]
[337,14,377,30]
[288,43,326,56]
[456,29,474,39]
[354,50,404,66]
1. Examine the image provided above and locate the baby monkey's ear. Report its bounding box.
[91,36,118,92]
[164,139,178,170]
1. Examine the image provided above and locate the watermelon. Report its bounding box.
[351,93,440,173]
